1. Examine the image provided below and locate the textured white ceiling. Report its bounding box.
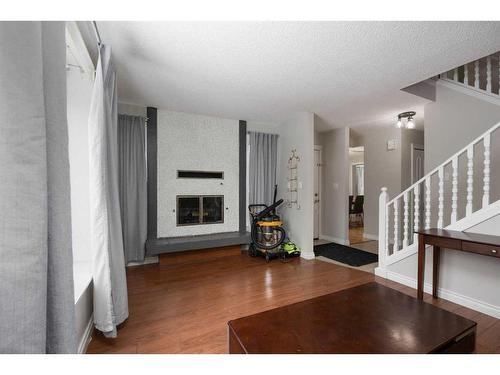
[97,21,500,130]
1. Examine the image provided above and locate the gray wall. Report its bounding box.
[277,112,315,257]
[316,126,350,243]
[388,214,500,318]
[351,127,403,238]
[425,82,500,172]
[388,81,500,318]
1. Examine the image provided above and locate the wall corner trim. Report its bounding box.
[146,107,158,240]
[239,120,247,233]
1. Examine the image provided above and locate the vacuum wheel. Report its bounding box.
[249,244,258,257]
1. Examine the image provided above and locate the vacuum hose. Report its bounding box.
[251,221,286,250]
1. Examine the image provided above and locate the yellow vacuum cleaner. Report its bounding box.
[248,185,299,262]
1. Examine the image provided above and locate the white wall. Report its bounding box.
[67,65,93,265]
[157,110,240,237]
[277,112,315,258]
[118,102,147,117]
[247,120,279,134]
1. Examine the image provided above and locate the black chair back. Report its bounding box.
[352,195,364,214]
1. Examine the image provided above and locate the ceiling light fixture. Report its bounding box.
[396,111,416,129]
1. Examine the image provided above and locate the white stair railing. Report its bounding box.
[378,120,500,267]
[440,52,500,98]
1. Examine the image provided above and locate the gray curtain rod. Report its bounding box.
[92,21,102,46]
[247,130,279,136]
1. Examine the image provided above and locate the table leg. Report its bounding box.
[417,234,425,300]
[433,246,441,299]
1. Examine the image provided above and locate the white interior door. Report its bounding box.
[411,145,425,231]
[313,148,321,239]
[412,146,425,183]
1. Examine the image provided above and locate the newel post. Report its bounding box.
[378,187,389,268]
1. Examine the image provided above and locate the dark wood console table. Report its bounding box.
[416,228,500,300]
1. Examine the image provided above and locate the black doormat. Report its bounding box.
[314,242,378,267]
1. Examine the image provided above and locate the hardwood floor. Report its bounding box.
[349,226,367,244]
[87,246,500,354]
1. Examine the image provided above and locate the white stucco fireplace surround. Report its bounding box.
[157,110,240,238]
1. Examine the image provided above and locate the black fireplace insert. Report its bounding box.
[177,195,224,226]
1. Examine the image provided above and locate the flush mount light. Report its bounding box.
[396,111,416,129]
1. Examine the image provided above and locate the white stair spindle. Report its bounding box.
[453,68,458,81]
[466,145,474,216]
[393,199,399,253]
[475,60,480,89]
[451,156,458,224]
[464,63,469,86]
[425,176,431,230]
[486,56,492,93]
[403,192,409,248]
[437,166,444,228]
[413,184,420,243]
[385,204,389,256]
[483,133,491,208]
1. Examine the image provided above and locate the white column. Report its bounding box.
[453,68,458,81]
[437,166,444,228]
[486,55,492,93]
[451,156,458,224]
[393,199,399,253]
[464,63,469,86]
[483,133,491,208]
[414,184,420,243]
[425,176,431,230]
[466,145,474,216]
[378,187,388,267]
[475,60,480,89]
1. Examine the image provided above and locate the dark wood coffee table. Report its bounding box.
[228,283,476,354]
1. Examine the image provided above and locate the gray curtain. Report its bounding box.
[0,22,77,353]
[249,132,278,206]
[88,44,129,337]
[118,114,147,263]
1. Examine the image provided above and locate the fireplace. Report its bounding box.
[177,195,224,226]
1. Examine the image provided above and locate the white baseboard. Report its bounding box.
[374,266,387,278]
[127,256,159,267]
[78,314,94,354]
[319,234,347,245]
[363,233,378,241]
[382,269,500,319]
[301,252,315,260]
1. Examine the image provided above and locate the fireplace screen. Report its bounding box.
[177,195,224,226]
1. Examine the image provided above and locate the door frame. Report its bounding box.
[410,143,425,184]
[314,145,322,240]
